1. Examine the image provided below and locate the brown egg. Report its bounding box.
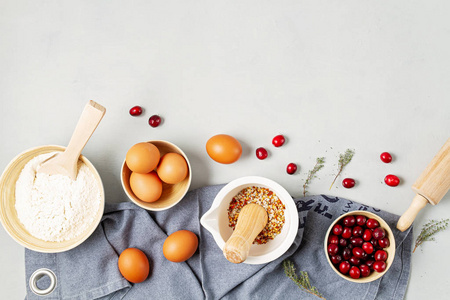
[126,142,160,173]
[118,248,150,283]
[206,134,242,164]
[130,171,162,202]
[157,153,188,184]
[163,230,198,262]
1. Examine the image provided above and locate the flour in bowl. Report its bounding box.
[15,152,102,242]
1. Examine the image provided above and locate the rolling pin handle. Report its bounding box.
[397,194,428,232]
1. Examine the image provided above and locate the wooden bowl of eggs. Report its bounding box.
[121,140,192,211]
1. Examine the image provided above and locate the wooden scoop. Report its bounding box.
[223,203,268,264]
[37,101,106,180]
[397,138,450,232]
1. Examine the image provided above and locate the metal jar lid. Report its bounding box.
[29,268,57,296]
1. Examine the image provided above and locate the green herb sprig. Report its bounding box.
[283,259,325,299]
[329,149,355,190]
[414,218,449,253]
[303,157,325,197]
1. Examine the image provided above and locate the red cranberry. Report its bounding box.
[342,248,352,260]
[343,216,356,227]
[384,174,400,187]
[342,178,355,188]
[371,238,382,250]
[286,163,297,175]
[362,242,374,254]
[350,237,363,247]
[148,115,162,127]
[380,152,392,163]
[349,256,361,266]
[342,227,352,239]
[328,235,339,244]
[373,261,387,273]
[339,238,348,247]
[352,226,363,237]
[374,250,388,261]
[363,229,372,241]
[332,224,343,236]
[272,135,285,147]
[352,247,365,259]
[378,237,390,248]
[356,215,367,226]
[339,261,351,274]
[349,266,361,279]
[256,147,268,160]
[331,254,342,265]
[372,227,386,240]
[360,264,371,277]
[328,244,339,256]
[129,106,143,116]
[366,218,380,229]
[366,259,375,270]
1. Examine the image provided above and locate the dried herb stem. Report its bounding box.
[303,157,325,197]
[329,149,355,190]
[283,260,325,299]
[413,219,449,253]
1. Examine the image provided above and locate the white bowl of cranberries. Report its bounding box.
[324,211,396,283]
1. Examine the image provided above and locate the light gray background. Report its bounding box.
[1,1,449,299]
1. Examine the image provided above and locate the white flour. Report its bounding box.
[15,152,102,242]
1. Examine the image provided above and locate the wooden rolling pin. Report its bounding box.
[223,203,268,264]
[397,138,450,232]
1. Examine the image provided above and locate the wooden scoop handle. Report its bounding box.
[223,203,268,264]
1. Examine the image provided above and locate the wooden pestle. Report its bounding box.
[223,203,268,264]
[397,138,450,232]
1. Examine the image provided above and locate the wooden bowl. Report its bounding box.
[121,140,192,211]
[324,211,396,283]
[0,145,105,253]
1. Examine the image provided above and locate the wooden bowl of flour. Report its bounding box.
[0,145,105,253]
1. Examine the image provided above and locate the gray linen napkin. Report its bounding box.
[24,185,412,300]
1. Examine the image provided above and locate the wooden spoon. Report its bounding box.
[37,101,106,180]
[223,203,268,263]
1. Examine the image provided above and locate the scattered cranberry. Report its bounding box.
[363,229,372,241]
[328,235,339,244]
[372,227,386,240]
[342,227,352,239]
[366,218,380,229]
[356,215,367,226]
[339,261,351,274]
[362,242,374,254]
[373,261,387,273]
[342,248,352,260]
[374,250,388,262]
[360,264,371,277]
[378,238,390,248]
[256,147,268,160]
[331,255,342,265]
[380,152,392,163]
[272,135,285,147]
[352,226,363,237]
[129,106,143,116]
[349,266,361,279]
[286,163,297,175]
[342,178,355,189]
[148,115,162,127]
[352,247,365,259]
[328,244,339,256]
[384,174,400,187]
[343,216,356,227]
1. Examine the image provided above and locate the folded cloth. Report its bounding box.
[25,185,413,300]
